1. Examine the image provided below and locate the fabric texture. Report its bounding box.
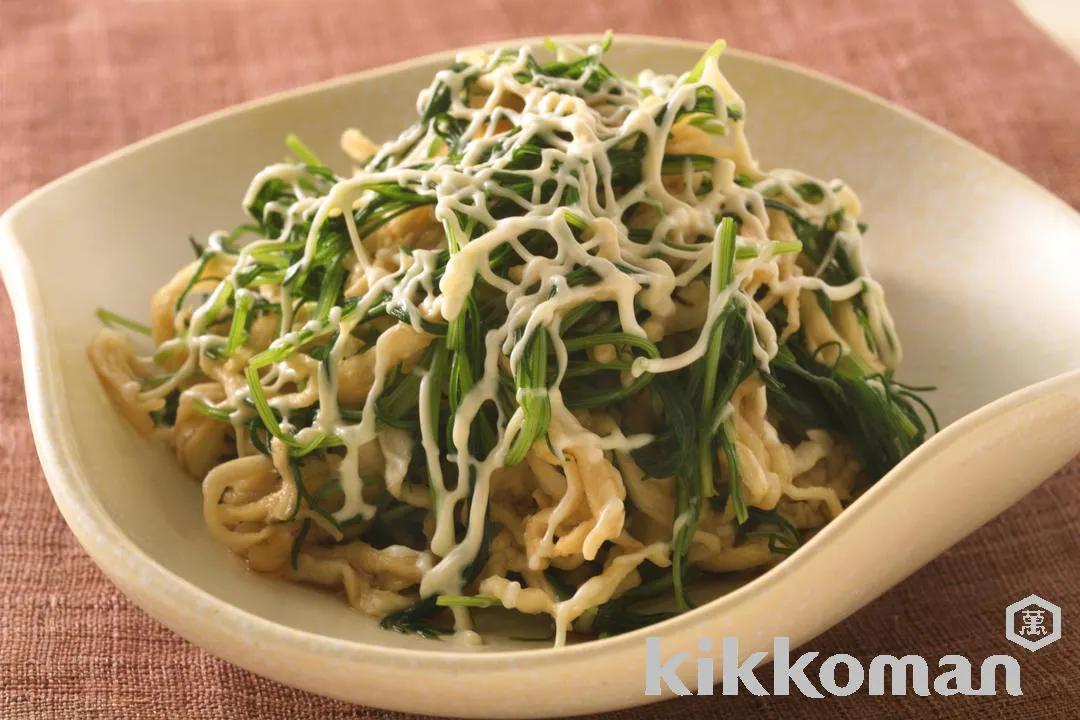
[1,1,1078,718]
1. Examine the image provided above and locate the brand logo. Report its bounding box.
[644,637,1022,697]
[1006,594,1062,652]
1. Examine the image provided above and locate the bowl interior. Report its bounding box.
[6,37,1080,655]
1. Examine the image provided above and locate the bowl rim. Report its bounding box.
[3,33,1079,672]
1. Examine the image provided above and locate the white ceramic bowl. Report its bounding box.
[3,36,1079,718]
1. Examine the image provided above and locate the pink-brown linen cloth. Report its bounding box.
[1,1,1078,718]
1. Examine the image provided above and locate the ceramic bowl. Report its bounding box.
[3,35,1079,718]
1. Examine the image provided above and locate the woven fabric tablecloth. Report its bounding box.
[1,1,1078,718]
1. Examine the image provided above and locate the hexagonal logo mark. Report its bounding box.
[1006,594,1061,652]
